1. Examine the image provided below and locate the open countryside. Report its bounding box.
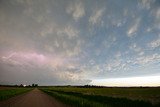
[0,0,160,107]
[0,86,160,107]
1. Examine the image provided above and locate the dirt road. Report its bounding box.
[0,88,68,107]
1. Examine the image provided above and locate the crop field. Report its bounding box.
[0,87,33,101]
[40,86,160,107]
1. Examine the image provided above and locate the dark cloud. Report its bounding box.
[0,0,160,86]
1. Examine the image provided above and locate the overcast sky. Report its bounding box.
[0,0,160,86]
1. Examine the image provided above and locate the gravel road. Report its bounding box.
[0,88,68,107]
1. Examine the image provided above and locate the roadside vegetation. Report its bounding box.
[0,87,32,101]
[40,86,160,107]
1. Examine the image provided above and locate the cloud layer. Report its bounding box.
[0,0,160,86]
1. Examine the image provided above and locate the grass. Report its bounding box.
[40,87,160,107]
[43,89,107,107]
[0,87,32,101]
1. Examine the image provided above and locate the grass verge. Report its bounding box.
[41,88,157,107]
[0,88,32,101]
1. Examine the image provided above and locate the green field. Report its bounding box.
[0,87,32,101]
[40,86,160,107]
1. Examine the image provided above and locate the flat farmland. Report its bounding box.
[40,87,160,107]
[0,87,33,101]
[0,86,160,107]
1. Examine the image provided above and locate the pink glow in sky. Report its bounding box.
[0,0,160,86]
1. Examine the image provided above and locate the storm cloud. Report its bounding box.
[0,0,160,86]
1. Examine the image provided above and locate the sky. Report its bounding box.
[0,0,160,86]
